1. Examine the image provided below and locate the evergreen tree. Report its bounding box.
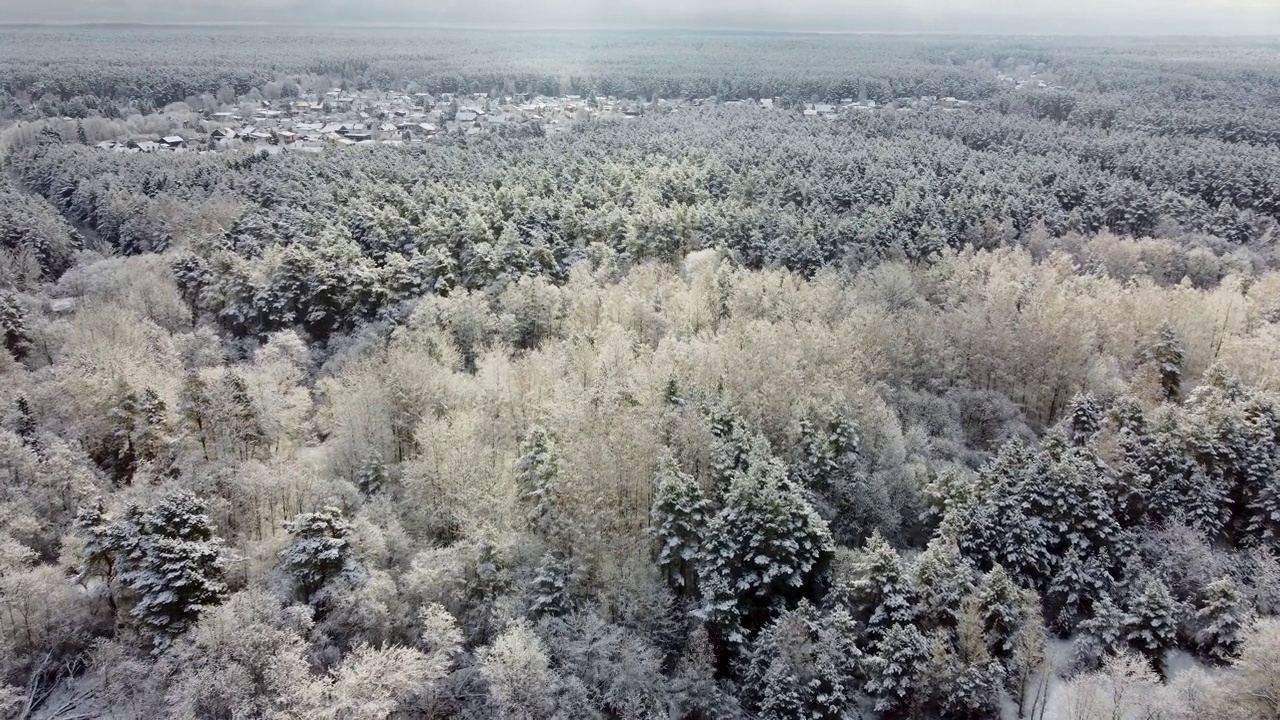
[222,370,267,460]
[839,530,917,641]
[912,535,979,633]
[1045,542,1116,635]
[704,398,753,494]
[0,292,30,361]
[864,622,929,719]
[1193,576,1250,663]
[1124,577,1177,676]
[696,439,833,647]
[514,425,571,547]
[1146,321,1186,402]
[179,371,216,461]
[1072,594,1127,672]
[739,602,859,720]
[73,498,121,615]
[97,381,141,485]
[1064,393,1102,447]
[136,388,174,470]
[279,506,356,603]
[975,566,1026,662]
[119,491,229,652]
[529,550,576,618]
[13,396,36,448]
[950,438,1052,587]
[649,452,710,595]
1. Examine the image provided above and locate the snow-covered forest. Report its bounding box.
[2,27,1280,720]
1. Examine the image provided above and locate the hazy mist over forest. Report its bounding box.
[3,0,1280,34]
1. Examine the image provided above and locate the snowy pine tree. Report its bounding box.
[839,530,917,641]
[280,506,356,603]
[1146,321,1186,402]
[13,396,36,448]
[912,535,979,633]
[1124,577,1178,676]
[864,622,929,719]
[1193,576,1251,663]
[649,452,710,595]
[119,491,229,652]
[976,566,1026,662]
[529,550,575,618]
[223,370,267,460]
[1064,393,1103,447]
[515,424,571,547]
[1072,594,1127,672]
[950,438,1052,587]
[0,292,30,361]
[738,601,859,720]
[696,438,833,646]
[705,398,754,494]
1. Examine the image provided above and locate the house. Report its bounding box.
[48,297,78,314]
[275,130,298,144]
[455,110,478,123]
[161,135,187,148]
[133,140,161,152]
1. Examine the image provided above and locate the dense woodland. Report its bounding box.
[2,28,1280,720]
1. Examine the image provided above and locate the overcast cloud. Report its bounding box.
[2,0,1278,35]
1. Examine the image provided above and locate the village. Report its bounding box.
[89,87,979,154]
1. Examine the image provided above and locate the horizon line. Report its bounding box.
[0,21,1277,39]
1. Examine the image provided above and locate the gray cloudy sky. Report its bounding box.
[3,0,1278,34]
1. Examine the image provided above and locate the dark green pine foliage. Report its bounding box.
[864,622,930,720]
[0,292,31,361]
[514,424,572,548]
[704,398,754,496]
[912,536,979,634]
[73,498,121,614]
[975,566,1026,662]
[649,452,710,595]
[1193,576,1251,663]
[118,491,228,652]
[950,438,1052,587]
[1064,393,1103,447]
[279,506,355,603]
[696,436,833,647]
[97,381,141,486]
[529,550,576,619]
[1124,577,1178,676]
[1072,594,1127,672]
[1240,396,1280,546]
[136,388,174,472]
[839,530,917,642]
[178,371,216,461]
[790,408,893,547]
[222,370,267,460]
[1146,322,1186,402]
[14,395,36,447]
[738,601,860,720]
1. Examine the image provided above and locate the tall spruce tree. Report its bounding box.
[279,506,356,603]
[0,292,30,361]
[649,452,710,595]
[1193,576,1251,663]
[118,491,229,652]
[1124,577,1178,677]
[696,437,833,647]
